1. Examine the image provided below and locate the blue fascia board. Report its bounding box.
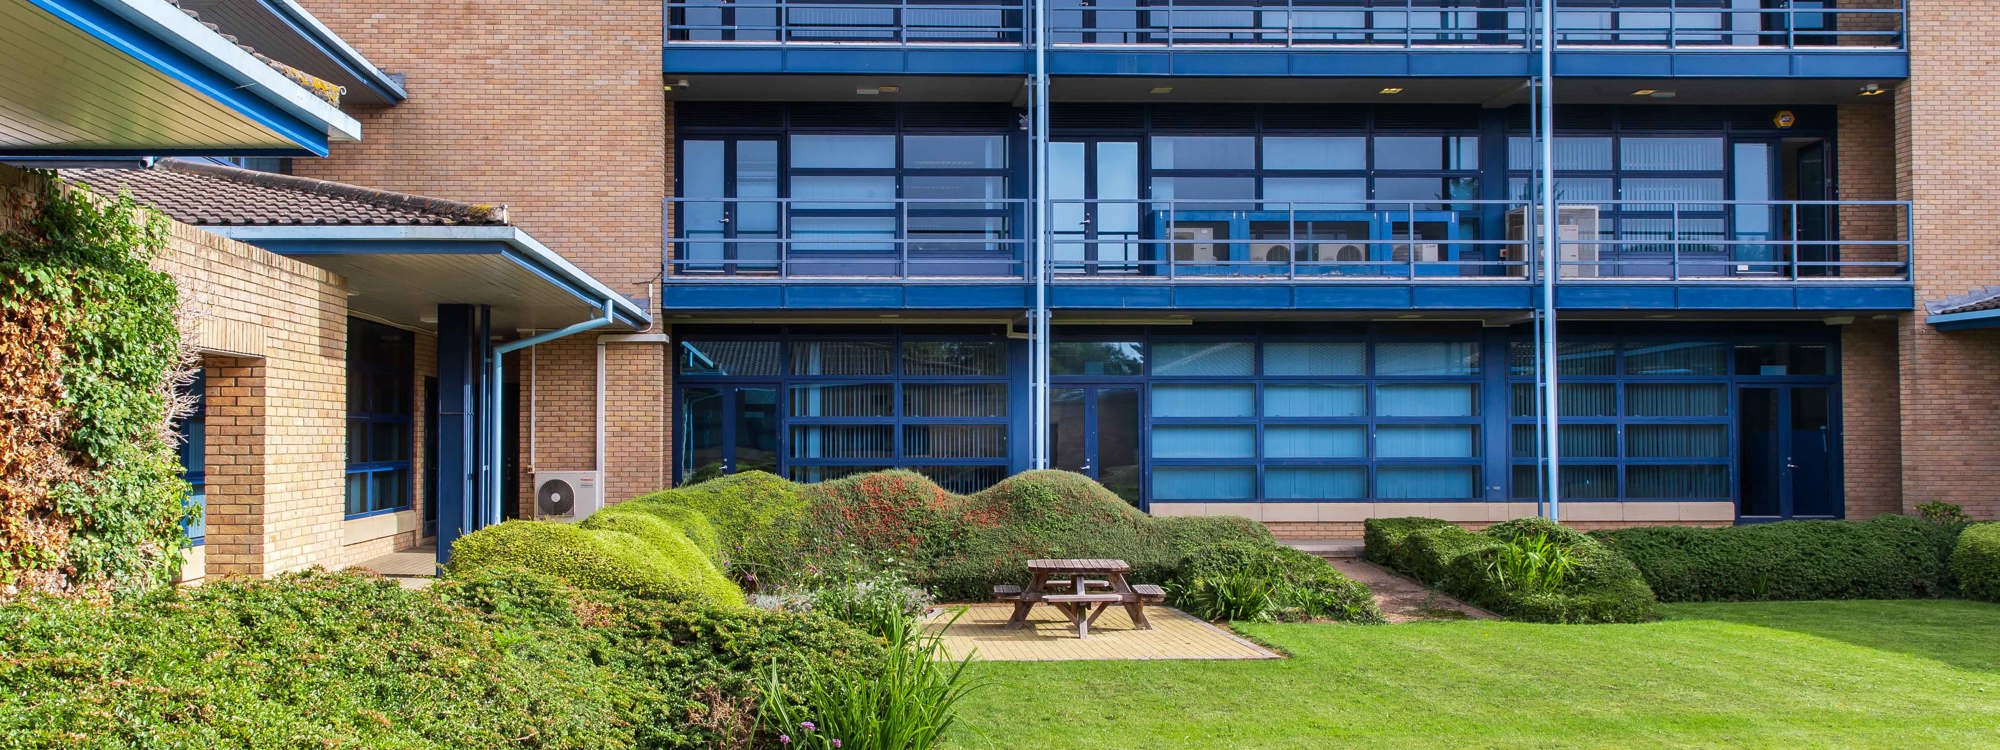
[1556,49,1909,79]
[29,0,338,155]
[1928,308,2000,331]
[0,146,316,158]
[664,45,1029,75]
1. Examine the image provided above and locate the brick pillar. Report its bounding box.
[201,356,267,577]
[1840,320,1902,517]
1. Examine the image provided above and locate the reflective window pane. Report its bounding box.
[1153,342,1255,376]
[903,135,1006,170]
[1151,136,1256,170]
[1053,341,1144,376]
[791,135,896,168]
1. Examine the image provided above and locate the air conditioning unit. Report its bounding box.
[1507,205,1602,278]
[1171,226,1217,262]
[1251,242,1292,263]
[534,471,602,522]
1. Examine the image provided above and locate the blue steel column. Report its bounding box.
[434,303,486,565]
[1536,0,1562,522]
[1029,0,1051,469]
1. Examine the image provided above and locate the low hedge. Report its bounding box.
[0,570,880,749]
[624,471,809,577]
[1171,540,1386,624]
[448,520,743,607]
[1593,515,1957,602]
[1950,523,2000,603]
[1363,516,1659,623]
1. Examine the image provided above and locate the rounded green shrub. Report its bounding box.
[627,470,808,576]
[1362,517,1456,570]
[448,520,743,608]
[1595,515,1957,602]
[1172,540,1384,624]
[577,511,743,606]
[590,501,722,561]
[1951,523,2000,603]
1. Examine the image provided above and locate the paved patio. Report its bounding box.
[928,603,1280,662]
[350,544,437,590]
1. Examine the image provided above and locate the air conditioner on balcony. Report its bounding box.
[534,471,602,523]
[1507,205,1602,278]
[1172,226,1218,262]
[1252,243,1291,263]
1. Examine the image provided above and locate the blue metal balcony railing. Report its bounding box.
[666,197,1911,282]
[666,0,1028,43]
[663,0,1905,50]
[1052,198,1910,281]
[666,197,1030,278]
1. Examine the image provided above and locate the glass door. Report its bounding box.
[1736,384,1836,520]
[1050,385,1143,508]
[1051,140,1141,275]
[679,138,780,274]
[678,385,780,483]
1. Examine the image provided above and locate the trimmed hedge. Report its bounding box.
[1363,516,1659,623]
[1172,540,1386,624]
[0,570,880,749]
[1949,523,2000,603]
[624,470,808,576]
[1593,515,1957,602]
[449,520,743,607]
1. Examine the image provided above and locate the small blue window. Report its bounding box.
[173,371,206,544]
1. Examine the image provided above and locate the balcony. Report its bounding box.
[663,197,1912,312]
[662,0,1905,78]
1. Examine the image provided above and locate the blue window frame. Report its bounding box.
[1057,326,1486,504]
[1506,332,1838,503]
[675,327,1013,493]
[346,317,415,518]
[173,370,206,545]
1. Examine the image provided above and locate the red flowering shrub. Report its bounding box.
[800,470,966,563]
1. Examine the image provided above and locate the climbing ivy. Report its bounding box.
[0,175,192,597]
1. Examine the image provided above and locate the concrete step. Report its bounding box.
[1280,539,1365,559]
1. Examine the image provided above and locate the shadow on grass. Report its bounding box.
[1663,599,2000,673]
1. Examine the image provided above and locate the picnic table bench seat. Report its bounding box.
[1042,593,1126,604]
[1132,584,1166,602]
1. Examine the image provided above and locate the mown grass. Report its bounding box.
[944,600,2000,749]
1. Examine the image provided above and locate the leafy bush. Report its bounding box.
[625,470,809,581]
[2,175,192,597]
[1171,541,1384,624]
[593,500,724,560]
[1950,523,2000,603]
[754,565,937,640]
[0,569,883,749]
[1594,515,1958,602]
[1362,517,1457,571]
[1918,501,1974,533]
[1367,517,1657,623]
[759,607,977,750]
[448,519,743,607]
[1490,533,1579,595]
[802,470,965,564]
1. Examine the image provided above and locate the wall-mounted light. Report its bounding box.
[664,78,689,92]
[1631,89,1657,96]
[857,85,901,95]
[1150,86,1174,94]
[1859,82,1885,96]
[1378,87,1404,95]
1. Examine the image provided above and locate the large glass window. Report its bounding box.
[1137,334,1484,503]
[676,330,1011,493]
[346,318,414,517]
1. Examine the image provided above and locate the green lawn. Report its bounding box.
[942,601,2000,749]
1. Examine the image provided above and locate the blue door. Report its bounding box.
[1737,385,1836,520]
[1051,385,1143,509]
[677,385,780,484]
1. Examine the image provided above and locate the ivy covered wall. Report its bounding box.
[0,167,193,599]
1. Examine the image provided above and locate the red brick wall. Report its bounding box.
[298,1,673,509]
[1840,320,1902,518]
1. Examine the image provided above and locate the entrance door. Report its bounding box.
[678,385,780,484]
[1050,385,1143,508]
[678,138,780,274]
[1737,385,1836,520]
[1051,140,1142,275]
[1792,140,1832,277]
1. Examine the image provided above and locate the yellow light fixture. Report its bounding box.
[1379,87,1404,95]
[1631,88,1657,96]
[1150,86,1174,94]
[1859,83,1885,96]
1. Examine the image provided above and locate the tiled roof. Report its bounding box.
[61,159,508,227]
[1927,286,2000,316]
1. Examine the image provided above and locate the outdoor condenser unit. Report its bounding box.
[1506,205,1602,278]
[533,470,602,522]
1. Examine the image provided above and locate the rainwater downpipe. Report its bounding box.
[1537,0,1562,523]
[485,299,617,526]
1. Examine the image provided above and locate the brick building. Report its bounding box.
[8,0,1998,577]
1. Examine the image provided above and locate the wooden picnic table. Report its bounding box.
[997,558,1164,639]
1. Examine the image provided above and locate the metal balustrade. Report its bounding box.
[665,197,1910,282]
[663,0,1905,49]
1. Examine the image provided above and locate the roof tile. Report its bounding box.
[60,159,508,227]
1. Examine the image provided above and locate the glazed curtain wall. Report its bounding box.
[673,327,1020,493]
[668,324,1838,506]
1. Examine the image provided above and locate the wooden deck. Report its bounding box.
[928,603,1280,662]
